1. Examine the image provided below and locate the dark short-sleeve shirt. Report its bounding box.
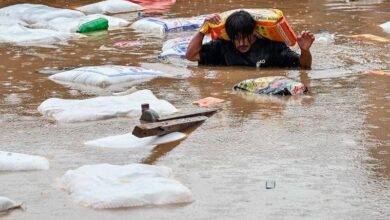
[199,37,300,67]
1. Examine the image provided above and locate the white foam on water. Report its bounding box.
[0,151,49,171]
[58,163,193,209]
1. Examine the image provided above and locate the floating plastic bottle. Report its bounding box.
[78,18,109,33]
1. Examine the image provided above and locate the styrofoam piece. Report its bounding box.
[58,163,193,209]
[37,90,178,123]
[85,132,186,149]
[380,21,390,33]
[76,0,143,14]
[0,197,23,212]
[49,65,166,87]
[0,151,49,171]
[131,15,206,34]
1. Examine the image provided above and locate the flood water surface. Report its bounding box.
[0,0,389,219]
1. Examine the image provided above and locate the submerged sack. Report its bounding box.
[131,16,206,34]
[76,0,143,14]
[49,65,167,87]
[234,76,307,95]
[206,9,297,46]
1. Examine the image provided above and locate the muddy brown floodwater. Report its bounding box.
[0,0,389,219]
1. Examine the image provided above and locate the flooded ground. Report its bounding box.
[0,0,389,219]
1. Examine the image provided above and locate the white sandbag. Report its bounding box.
[58,163,193,209]
[131,16,206,34]
[33,14,129,32]
[85,132,186,149]
[0,4,84,24]
[380,21,390,33]
[0,15,28,26]
[160,36,211,58]
[49,65,165,87]
[76,0,143,14]
[0,197,23,212]
[0,151,49,171]
[37,89,177,123]
[0,24,82,45]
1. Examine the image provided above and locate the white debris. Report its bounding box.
[85,132,186,149]
[380,21,390,33]
[0,197,23,213]
[315,32,335,43]
[0,151,49,171]
[37,90,178,123]
[131,16,206,35]
[49,65,167,87]
[76,0,143,15]
[58,163,193,209]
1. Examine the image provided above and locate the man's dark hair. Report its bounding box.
[225,10,256,42]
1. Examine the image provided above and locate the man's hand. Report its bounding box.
[297,31,315,69]
[297,30,315,52]
[199,14,221,34]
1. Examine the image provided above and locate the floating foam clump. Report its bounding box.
[58,163,193,209]
[38,90,177,123]
[85,132,186,149]
[0,151,49,171]
[76,0,143,14]
[131,16,206,34]
[49,65,167,87]
[0,197,23,213]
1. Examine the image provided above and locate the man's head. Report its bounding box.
[225,10,256,53]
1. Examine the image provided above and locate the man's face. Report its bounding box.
[233,33,256,53]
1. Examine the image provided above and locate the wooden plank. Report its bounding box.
[132,116,208,138]
[157,108,218,122]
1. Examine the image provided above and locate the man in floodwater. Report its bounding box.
[186,10,315,69]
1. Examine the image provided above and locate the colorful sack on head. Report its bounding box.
[206,9,297,46]
[234,76,307,95]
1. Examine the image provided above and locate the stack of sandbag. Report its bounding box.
[0,3,136,45]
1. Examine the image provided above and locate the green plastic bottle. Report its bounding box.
[78,18,109,33]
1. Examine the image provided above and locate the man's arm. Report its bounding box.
[297,31,315,69]
[185,14,221,62]
[186,32,205,61]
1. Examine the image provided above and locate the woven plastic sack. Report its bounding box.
[76,0,143,14]
[131,16,206,34]
[205,9,297,46]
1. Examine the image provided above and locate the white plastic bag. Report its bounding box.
[76,0,143,14]
[58,163,193,209]
[37,89,178,123]
[49,65,167,87]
